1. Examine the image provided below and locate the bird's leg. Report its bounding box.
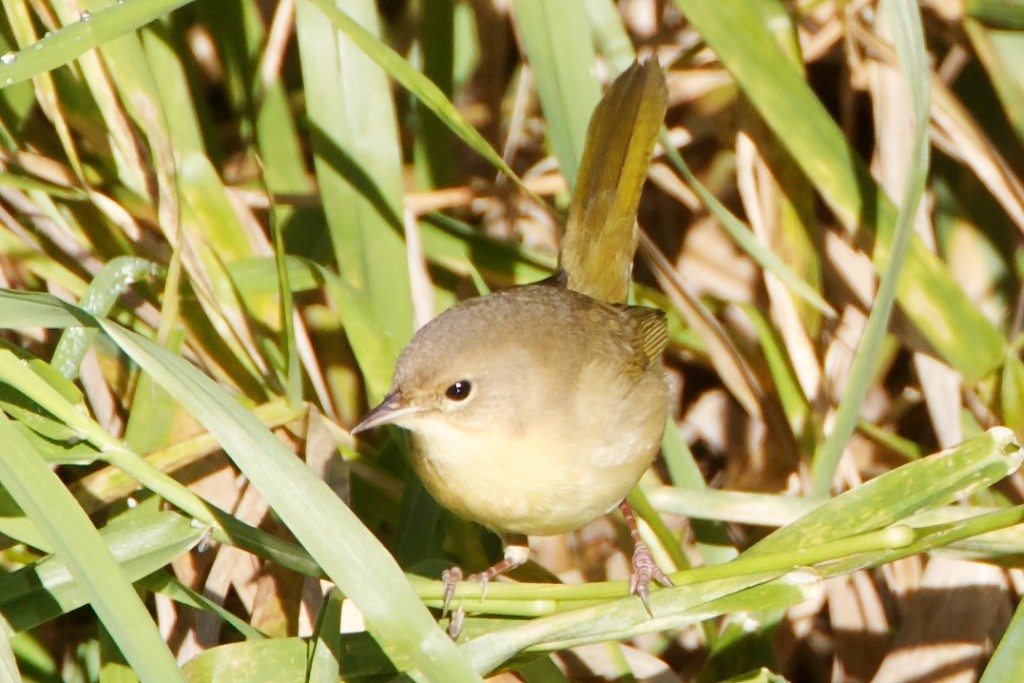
[619,500,672,615]
[442,538,529,638]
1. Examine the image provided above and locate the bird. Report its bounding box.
[352,59,672,634]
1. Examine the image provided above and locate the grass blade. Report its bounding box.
[513,0,600,188]
[97,320,481,680]
[0,0,194,88]
[810,0,931,495]
[0,376,182,680]
[670,0,1006,382]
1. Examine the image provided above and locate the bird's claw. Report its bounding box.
[469,571,490,602]
[629,540,672,617]
[447,606,465,639]
[441,567,492,639]
[441,566,463,618]
[440,548,526,638]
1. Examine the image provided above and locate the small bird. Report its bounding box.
[353,60,672,631]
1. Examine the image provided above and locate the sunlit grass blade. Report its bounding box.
[182,638,311,682]
[96,320,482,680]
[584,0,638,73]
[816,506,1024,579]
[0,616,15,683]
[980,590,1024,681]
[513,0,600,189]
[0,289,84,328]
[138,572,266,642]
[51,256,160,379]
[301,0,523,188]
[531,579,810,653]
[0,509,204,632]
[295,0,412,385]
[661,140,834,317]
[754,427,1022,554]
[458,571,808,674]
[0,403,182,680]
[0,0,194,88]
[963,16,1024,147]
[308,588,344,681]
[810,0,931,496]
[670,0,1006,383]
[645,486,819,527]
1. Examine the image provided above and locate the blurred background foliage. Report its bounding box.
[1,0,1024,680]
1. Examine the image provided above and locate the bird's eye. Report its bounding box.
[444,380,472,401]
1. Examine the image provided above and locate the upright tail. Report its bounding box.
[559,60,668,304]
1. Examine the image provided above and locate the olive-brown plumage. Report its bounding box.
[355,284,668,536]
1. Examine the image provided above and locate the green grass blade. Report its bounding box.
[415,0,457,189]
[96,320,482,680]
[0,290,83,329]
[182,638,310,682]
[670,0,1006,383]
[295,0,412,378]
[980,589,1024,681]
[51,257,160,379]
[963,17,1024,147]
[458,572,808,673]
[303,0,521,185]
[646,485,819,527]
[584,0,637,73]
[513,0,600,189]
[741,304,810,428]
[755,427,1021,554]
[307,588,344,681]
[138,572,266,641]
[0,0,194,88]
[968,0,1024,29]
[0,399,182,680]
[0,510,205,632]
[661,140,835,317]
[810,0,931,496]
[0,617,17,683]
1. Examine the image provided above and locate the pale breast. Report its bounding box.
[406,364,667,536]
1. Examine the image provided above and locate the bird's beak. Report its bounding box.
[351,391,423,434]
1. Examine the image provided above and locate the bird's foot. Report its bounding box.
[440,566,464,618]
[440,544,529,639]
[440,567,501,639]
[629,539,673,616]
[618,500,672,616]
